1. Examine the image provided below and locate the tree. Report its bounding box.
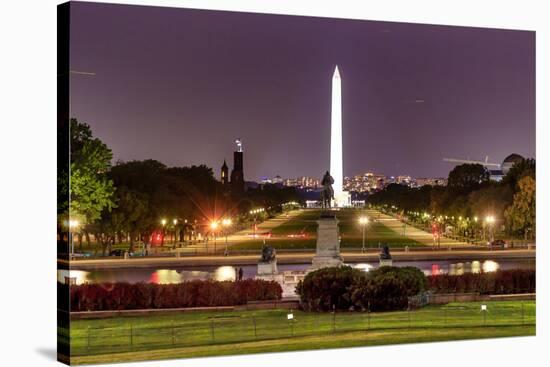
[501,158,535,189]
[68,119,116,247]
[468,183,512,220]
[504,176,536,239]
[447,164,489,193]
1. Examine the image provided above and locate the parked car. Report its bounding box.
[487,239,506,249]
[109,249,126,257]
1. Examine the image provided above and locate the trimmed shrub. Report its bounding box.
[296,266,367,311]
[70,279,282,311]
[297,265,427,312]
[427,269,535,295]
[367,266,427,297]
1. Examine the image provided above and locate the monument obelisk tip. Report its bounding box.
[333,65,340,78]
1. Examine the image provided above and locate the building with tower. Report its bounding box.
[220,160,229,185]
[230,138,245,192]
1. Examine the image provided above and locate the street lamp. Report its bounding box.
[222,218,232,256]
[210,221,219,252]
[359,216,369,253]
[68,219,79,258]
[160,219,167,246]
[485,215,495,243]
[249,208,264,238]
[172,219,177,245]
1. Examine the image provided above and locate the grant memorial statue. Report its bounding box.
[257,243,278,276]
[311,171,344,269]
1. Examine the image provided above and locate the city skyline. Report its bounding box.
[70,3,535,180]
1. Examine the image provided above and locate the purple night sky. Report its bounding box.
[69,2,535,181]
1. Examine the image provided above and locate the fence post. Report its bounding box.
[171,321,175,346]
[87,326,90,353]
[367,302,371,331]
[521,302,525,325]
[408,301,412,328]
[332,305,336,334]
[253,316,257,339]
[210,319,215,342]
[130,324,133,350]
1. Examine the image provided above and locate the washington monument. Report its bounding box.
[330,66,350,207]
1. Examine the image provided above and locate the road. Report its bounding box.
[367,209,470,247]
[63,248,535,270]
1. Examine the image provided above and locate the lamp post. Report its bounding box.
[161,219,167,246]
[210,221,219,253]
[172,219,177,246]
[222,218,232,256]
[69,219,79,258]
[359,216,369,253]
[485,215,495,244]
[250,208,264,238]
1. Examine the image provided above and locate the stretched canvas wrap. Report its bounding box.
[57,1,536,365]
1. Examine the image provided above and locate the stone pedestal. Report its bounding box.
[257,260,278,276]
[379,258,393,267]
[311,213,344,269]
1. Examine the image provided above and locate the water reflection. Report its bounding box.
[352,263,374,272]
[482,260,500,273]
[213,266,237,281]
[59,259,532,285]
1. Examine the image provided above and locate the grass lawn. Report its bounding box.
[231,209,421,250]
[68,300,535,364]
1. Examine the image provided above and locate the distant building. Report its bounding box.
[272,175,283,184]
[220,160,229,185]
[501,153,524,175]
[283,176,320,190]
[415,177,447,187]
[344,172,388,192]
[230,139,245,192]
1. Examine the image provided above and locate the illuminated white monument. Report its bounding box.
[330,66,351,207]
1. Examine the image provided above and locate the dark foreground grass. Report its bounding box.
[68,301,535,364]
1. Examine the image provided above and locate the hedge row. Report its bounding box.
[296,266,427,312]
[70,279,282,311]
[427,269,535,295]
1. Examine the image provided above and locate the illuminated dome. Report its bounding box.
[501,153,524,175]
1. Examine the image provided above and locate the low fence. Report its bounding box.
[65,300,535,357]
[70,300,300,320]
[410,292,536,306]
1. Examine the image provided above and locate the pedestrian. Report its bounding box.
[238,267,244,281]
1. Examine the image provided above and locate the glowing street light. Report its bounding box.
[359,216,369,253]
[172,219,178,245]
[210,221,219,252]
[222,218,233,256]
[485,215,496,242]
[249,208,264,238]
[68,219,80,257]
[160,219,167,246]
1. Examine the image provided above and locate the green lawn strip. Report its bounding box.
[71,324,535,365]
[69,301,535,361]
[231,209,422,250]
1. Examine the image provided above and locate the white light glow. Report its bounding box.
[214,266,236,281]
[482,260,500,273]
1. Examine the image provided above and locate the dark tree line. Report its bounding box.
[368,160,535,238]
[61,119,302,254]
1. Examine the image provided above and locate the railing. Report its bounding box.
[64,300,535,357]
[66,242,535,261]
